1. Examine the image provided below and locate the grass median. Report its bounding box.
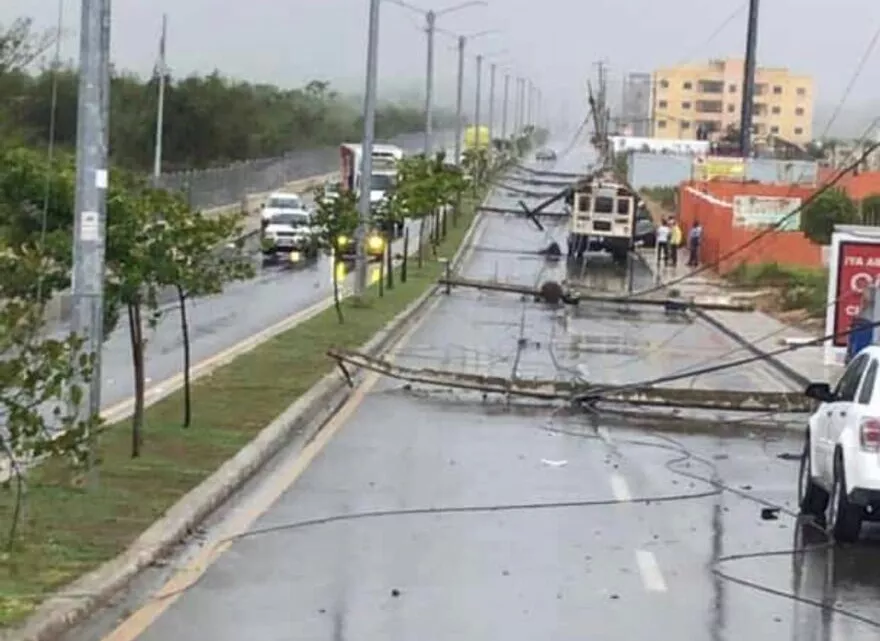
[0,192,485,628]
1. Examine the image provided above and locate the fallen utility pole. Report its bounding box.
[440,276,756,312]
[478,205,567,217]
[327,348,813,412]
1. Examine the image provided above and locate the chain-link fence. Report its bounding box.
[156,130,456,210]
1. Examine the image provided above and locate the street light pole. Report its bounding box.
[474,54,483,149]
[488,62,496,146]
[453,35,465,165]
[355,0,381,297]
[423,10,436,154]
[152,14,167,183]
[501,72,510,139]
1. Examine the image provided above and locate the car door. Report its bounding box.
[818,354,869,483]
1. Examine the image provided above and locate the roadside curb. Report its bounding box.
[5,179,497,641]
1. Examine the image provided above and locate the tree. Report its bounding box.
[395,155,441,267]
[149,190,254,427]
[860,193,880,226]
[800,188,858,245]
[0,245,98,545]
[312,187,359,322]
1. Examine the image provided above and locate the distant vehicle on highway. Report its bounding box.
[799,347,880,542]
[535,148,557,161]
[316,180,341,207]
[260,191,305,229]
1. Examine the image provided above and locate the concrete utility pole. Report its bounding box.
[453,35,465,164]
[152,14,167,182]
[518,77,526,132]
[355,0,381,296]
[487,62,496,145]
[423,10,436,154]
[71,0,110,428]
[474,54,483,149]
[501,72,510,139]
[739,0,760,157]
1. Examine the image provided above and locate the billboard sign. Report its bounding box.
[825,228,880,364]
[693,156,746,181]
[732,196,802,231]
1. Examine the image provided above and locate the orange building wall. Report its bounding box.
[677,181,823,273]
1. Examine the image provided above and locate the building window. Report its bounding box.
[728,83,737,92]
[795,107,805,116]
[682,101,691,109]
[697,79,724,93]
[658,120,667,128]
[794,127,803,135]
[771,106,781,115]
[797,87,806,96]
[683,81,692,90]
[681,121,691,129]
[773,85,782,94]
[658,100,667,109]
[659,79,669,89]
[727,104,735,113]
[770,126,779,134]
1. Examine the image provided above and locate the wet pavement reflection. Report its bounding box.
[74,143,880,641]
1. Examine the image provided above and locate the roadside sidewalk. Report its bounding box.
[637,246,843,386]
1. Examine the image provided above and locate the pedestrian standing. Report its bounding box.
[687,221,702,267]
[655,218,671,267]
[669,218,682,267]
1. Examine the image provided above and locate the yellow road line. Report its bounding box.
[101,295,440,641]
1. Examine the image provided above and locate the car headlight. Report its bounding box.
[337,235,348,246]
[367,235,384,251]
[288,250,301,263]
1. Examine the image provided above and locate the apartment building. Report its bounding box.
[650,58,813,144]
[621,72,652,137]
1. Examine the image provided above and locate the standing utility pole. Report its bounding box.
[152,14,167,182]
[474,54,483,149]
[423,11,436,154]
[355,0,381,296]
[72,0,110,427]
[453,35,466,164]
[518,77,525,132]
[487,63,496,145]
[739,0,760,157]
[501,72,510,139]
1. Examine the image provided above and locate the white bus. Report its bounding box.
[565,176,638,264]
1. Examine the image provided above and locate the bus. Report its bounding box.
[565,175,638,264]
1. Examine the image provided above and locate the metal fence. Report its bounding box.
[156,130,456,210]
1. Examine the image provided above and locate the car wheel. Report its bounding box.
[797,434,828,516]
[827,453,862,543]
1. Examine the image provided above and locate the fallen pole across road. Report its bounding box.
[326,348,814,412]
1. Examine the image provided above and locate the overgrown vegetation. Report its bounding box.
[727,262,828,318]
[641,185,677,212]
[0,18,450,172]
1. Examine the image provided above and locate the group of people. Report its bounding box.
[654,218,702,268]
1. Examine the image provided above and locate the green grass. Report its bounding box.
[726,262,828,317]
[0,194,483,629]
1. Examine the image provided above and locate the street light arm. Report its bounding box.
[384,0,428,16]
[436,0,487,17]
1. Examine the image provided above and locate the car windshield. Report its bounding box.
[270,212,310,227]
[369,173,396,192]
[266,196,302,210]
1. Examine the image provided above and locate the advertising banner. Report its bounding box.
[732,196,802,231]
[825,228,880,364]
[693,156,745,181]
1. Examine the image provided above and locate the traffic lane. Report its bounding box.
[125,405,715,641]
[586,423,880,640]
[98,216,423,411]
[428,208,793,394]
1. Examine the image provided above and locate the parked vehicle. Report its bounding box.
[798,346,880,542]
[535,148,557,161]
[564,175,637,264]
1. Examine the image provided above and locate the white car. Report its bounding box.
[262,210,316,255]
[799,345,880,542]
[261,191,305,227]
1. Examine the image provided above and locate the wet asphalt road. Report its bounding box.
[68,144,880,641]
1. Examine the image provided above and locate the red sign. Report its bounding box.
[833,241,880,346]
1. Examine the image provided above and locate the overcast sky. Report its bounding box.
[4,0,880,135]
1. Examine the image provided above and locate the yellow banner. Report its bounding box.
[693,156,745,181]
